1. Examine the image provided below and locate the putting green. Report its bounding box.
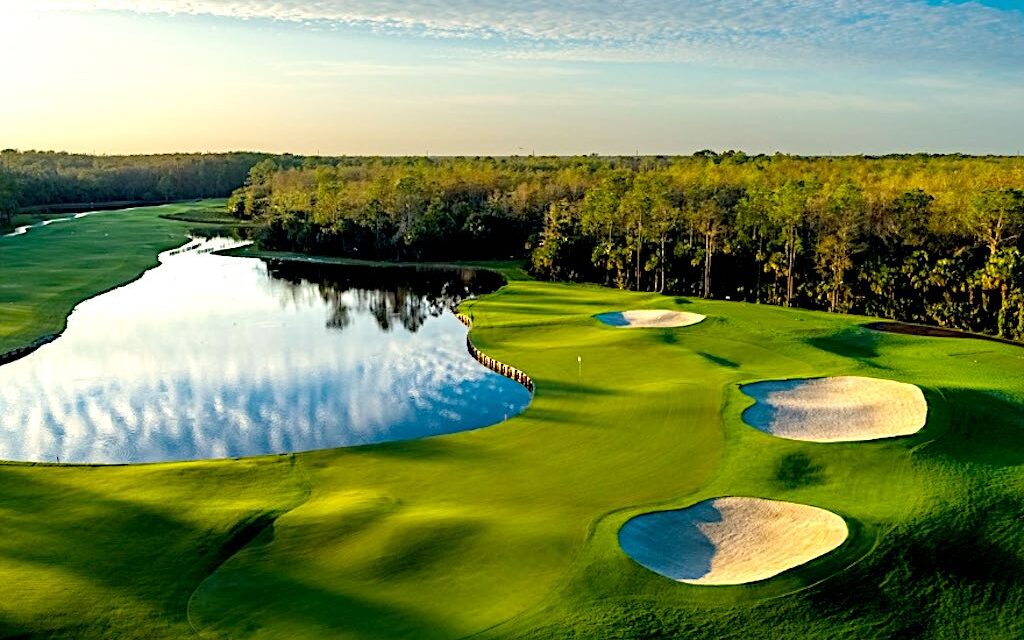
[1,203,1023,639]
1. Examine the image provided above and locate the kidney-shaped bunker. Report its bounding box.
[741,376,927,443]
[596,309,706,329]
[619,497,848,586]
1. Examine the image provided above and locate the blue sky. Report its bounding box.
[2,1,1022,155]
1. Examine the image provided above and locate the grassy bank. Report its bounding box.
[0,200,223,355]
[0,203,1022,638]
[158,201,256,228]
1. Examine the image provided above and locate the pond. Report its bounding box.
[0,238,531,464]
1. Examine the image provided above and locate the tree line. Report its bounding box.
[228,152,1024,341]
[0,150,268,229]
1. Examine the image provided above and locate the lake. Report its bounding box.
[0,238,531,464]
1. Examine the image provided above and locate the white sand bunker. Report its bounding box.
[596,309,706,328]
[619,497,848,586]
[741,376,927,443]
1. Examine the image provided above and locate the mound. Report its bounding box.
[619,497,848,586]
[596,309,706,328]
[741,376,927,442]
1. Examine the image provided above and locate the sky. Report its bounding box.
[1,1,1023,156]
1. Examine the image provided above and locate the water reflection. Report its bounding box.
[0,239,530,464]
[263,261,504,334]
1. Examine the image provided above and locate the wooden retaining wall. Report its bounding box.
[456,313,535,394]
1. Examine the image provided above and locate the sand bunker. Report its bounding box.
[596,309,706,329]
[741,376,927,443]
[619,497,848,586]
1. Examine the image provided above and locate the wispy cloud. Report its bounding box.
[30,1,1024,70]
[280,60,589,78]
[660,91,922,113]
[901,75,967,91]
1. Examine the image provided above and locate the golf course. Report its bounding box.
[1,200,1023,639]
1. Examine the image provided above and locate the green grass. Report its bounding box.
[0,201,223,355]
[158,201,255,228]
[8,211,77,228]
[1,205,1023,638]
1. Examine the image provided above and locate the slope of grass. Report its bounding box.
[1,205,1023,638]
[0,459,307,638]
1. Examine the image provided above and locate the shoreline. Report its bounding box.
[0,237,534,467]
[0,333,59,367]
[456,313,535,393]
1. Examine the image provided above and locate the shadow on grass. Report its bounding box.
[647,331,680,346]
[904,498,1024,584]
[920,388,1024,467]
[697,352,740,369]
[192,563,456,639]
[535,379,619,398]
[0,465,300,637]
[802,495,1024,639]
[345,436,502,462]
[515,407,591,427]
[0,613,33,639]
[362,518,487,581]
[804,327,886,368]
[192,490,473,637]
[774,452,827,490]
[484,302,586,318]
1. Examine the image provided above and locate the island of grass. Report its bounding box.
[1,201,1023,639]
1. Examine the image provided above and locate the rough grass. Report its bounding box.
[158,201,255,227]
[1,203,1023,638]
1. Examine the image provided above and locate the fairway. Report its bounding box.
[0,200,220,356]
[1,203,1023,638]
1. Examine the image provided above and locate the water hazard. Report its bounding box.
[0,238,531,463]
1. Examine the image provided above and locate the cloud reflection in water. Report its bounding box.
[0,239,530,463]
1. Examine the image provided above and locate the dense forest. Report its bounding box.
[0,150,267,228]
[227,153,1024,341]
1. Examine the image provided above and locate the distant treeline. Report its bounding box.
[0,150,268,227]
[228,152,1024,341]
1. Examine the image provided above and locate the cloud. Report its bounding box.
[25,1,1024,70]
[655,90,923,113]
[901,75,967,90]
[280,59,590,78]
